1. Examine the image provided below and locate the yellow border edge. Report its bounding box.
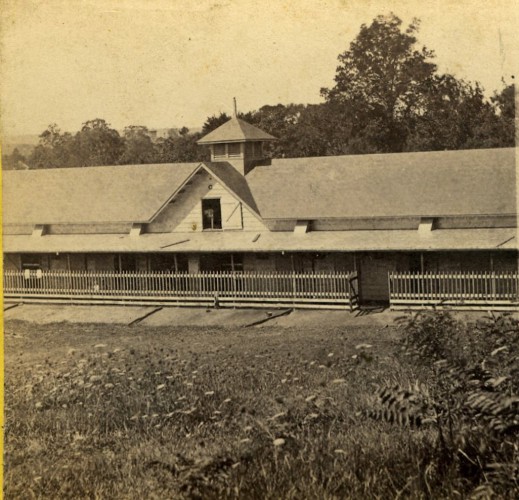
[1,142,5,499]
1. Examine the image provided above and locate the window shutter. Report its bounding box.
[221,201,243,229]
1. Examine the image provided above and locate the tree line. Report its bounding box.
[3,14,514,170]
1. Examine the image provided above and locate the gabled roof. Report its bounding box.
[202,162,259,214]
[246,147,516,219]
[197,117,276,144]
[2,147,515,227]
[3,163,200,225]
[2,161,262,226]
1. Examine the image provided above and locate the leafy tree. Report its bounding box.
[202,112,231,135]
[157,132,208,163]
[75,119,124,167]
[2,148,27,170]
[405,76,496,151]
[246,104,303,157]
[28,124,78,168]
[322,14,437,152]
[298,102,359,156]
[119,125,157,164]
[487,83,515,147]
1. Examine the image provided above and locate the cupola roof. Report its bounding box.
[197,116,276,145]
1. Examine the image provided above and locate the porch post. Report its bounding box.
[420,253,424,273]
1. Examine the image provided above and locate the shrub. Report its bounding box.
[369,311,519,497]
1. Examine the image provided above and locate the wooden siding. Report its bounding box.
[435,215,516,229]
[147,171,212,233]
[146,173,266,233]
[47,223,132,234]
[264,215,516,232]
[147,171,266,233]
[312,218,420,231]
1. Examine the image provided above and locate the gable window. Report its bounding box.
[202,198,222,230]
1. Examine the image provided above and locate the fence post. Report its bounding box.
[388,271,392,308]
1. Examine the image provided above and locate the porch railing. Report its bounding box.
[389,271,519,310]
[3,269,359,310]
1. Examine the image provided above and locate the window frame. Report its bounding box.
[202,198,223,230]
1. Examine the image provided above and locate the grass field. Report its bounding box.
[4,315,518,499]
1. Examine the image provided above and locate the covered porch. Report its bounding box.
[3,226,517,310]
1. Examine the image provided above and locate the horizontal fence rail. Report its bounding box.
[389,271,519,310]
[3,269,359,310]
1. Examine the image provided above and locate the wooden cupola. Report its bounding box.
[197,106,276,176]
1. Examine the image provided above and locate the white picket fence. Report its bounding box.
[389,271,519,310]
[3,269,359,310]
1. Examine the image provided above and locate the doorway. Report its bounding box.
[359,253,397,303]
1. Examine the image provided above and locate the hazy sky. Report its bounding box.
[1,0,517,136]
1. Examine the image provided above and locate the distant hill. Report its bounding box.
[2,134,40,156]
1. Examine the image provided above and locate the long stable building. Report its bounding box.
[2,116,518,309]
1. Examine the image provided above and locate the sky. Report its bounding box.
[0,0,517,137]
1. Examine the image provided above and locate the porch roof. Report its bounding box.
[4,228,516,254]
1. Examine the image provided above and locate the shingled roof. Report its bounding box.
[2,147,515,227]
[197,117,276,144]
[203,161,259,214]
[246,147,516,219]
[3,163,200,225]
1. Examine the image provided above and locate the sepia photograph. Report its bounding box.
[1,0,518,497]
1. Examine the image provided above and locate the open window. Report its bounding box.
[202,198,222,230]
